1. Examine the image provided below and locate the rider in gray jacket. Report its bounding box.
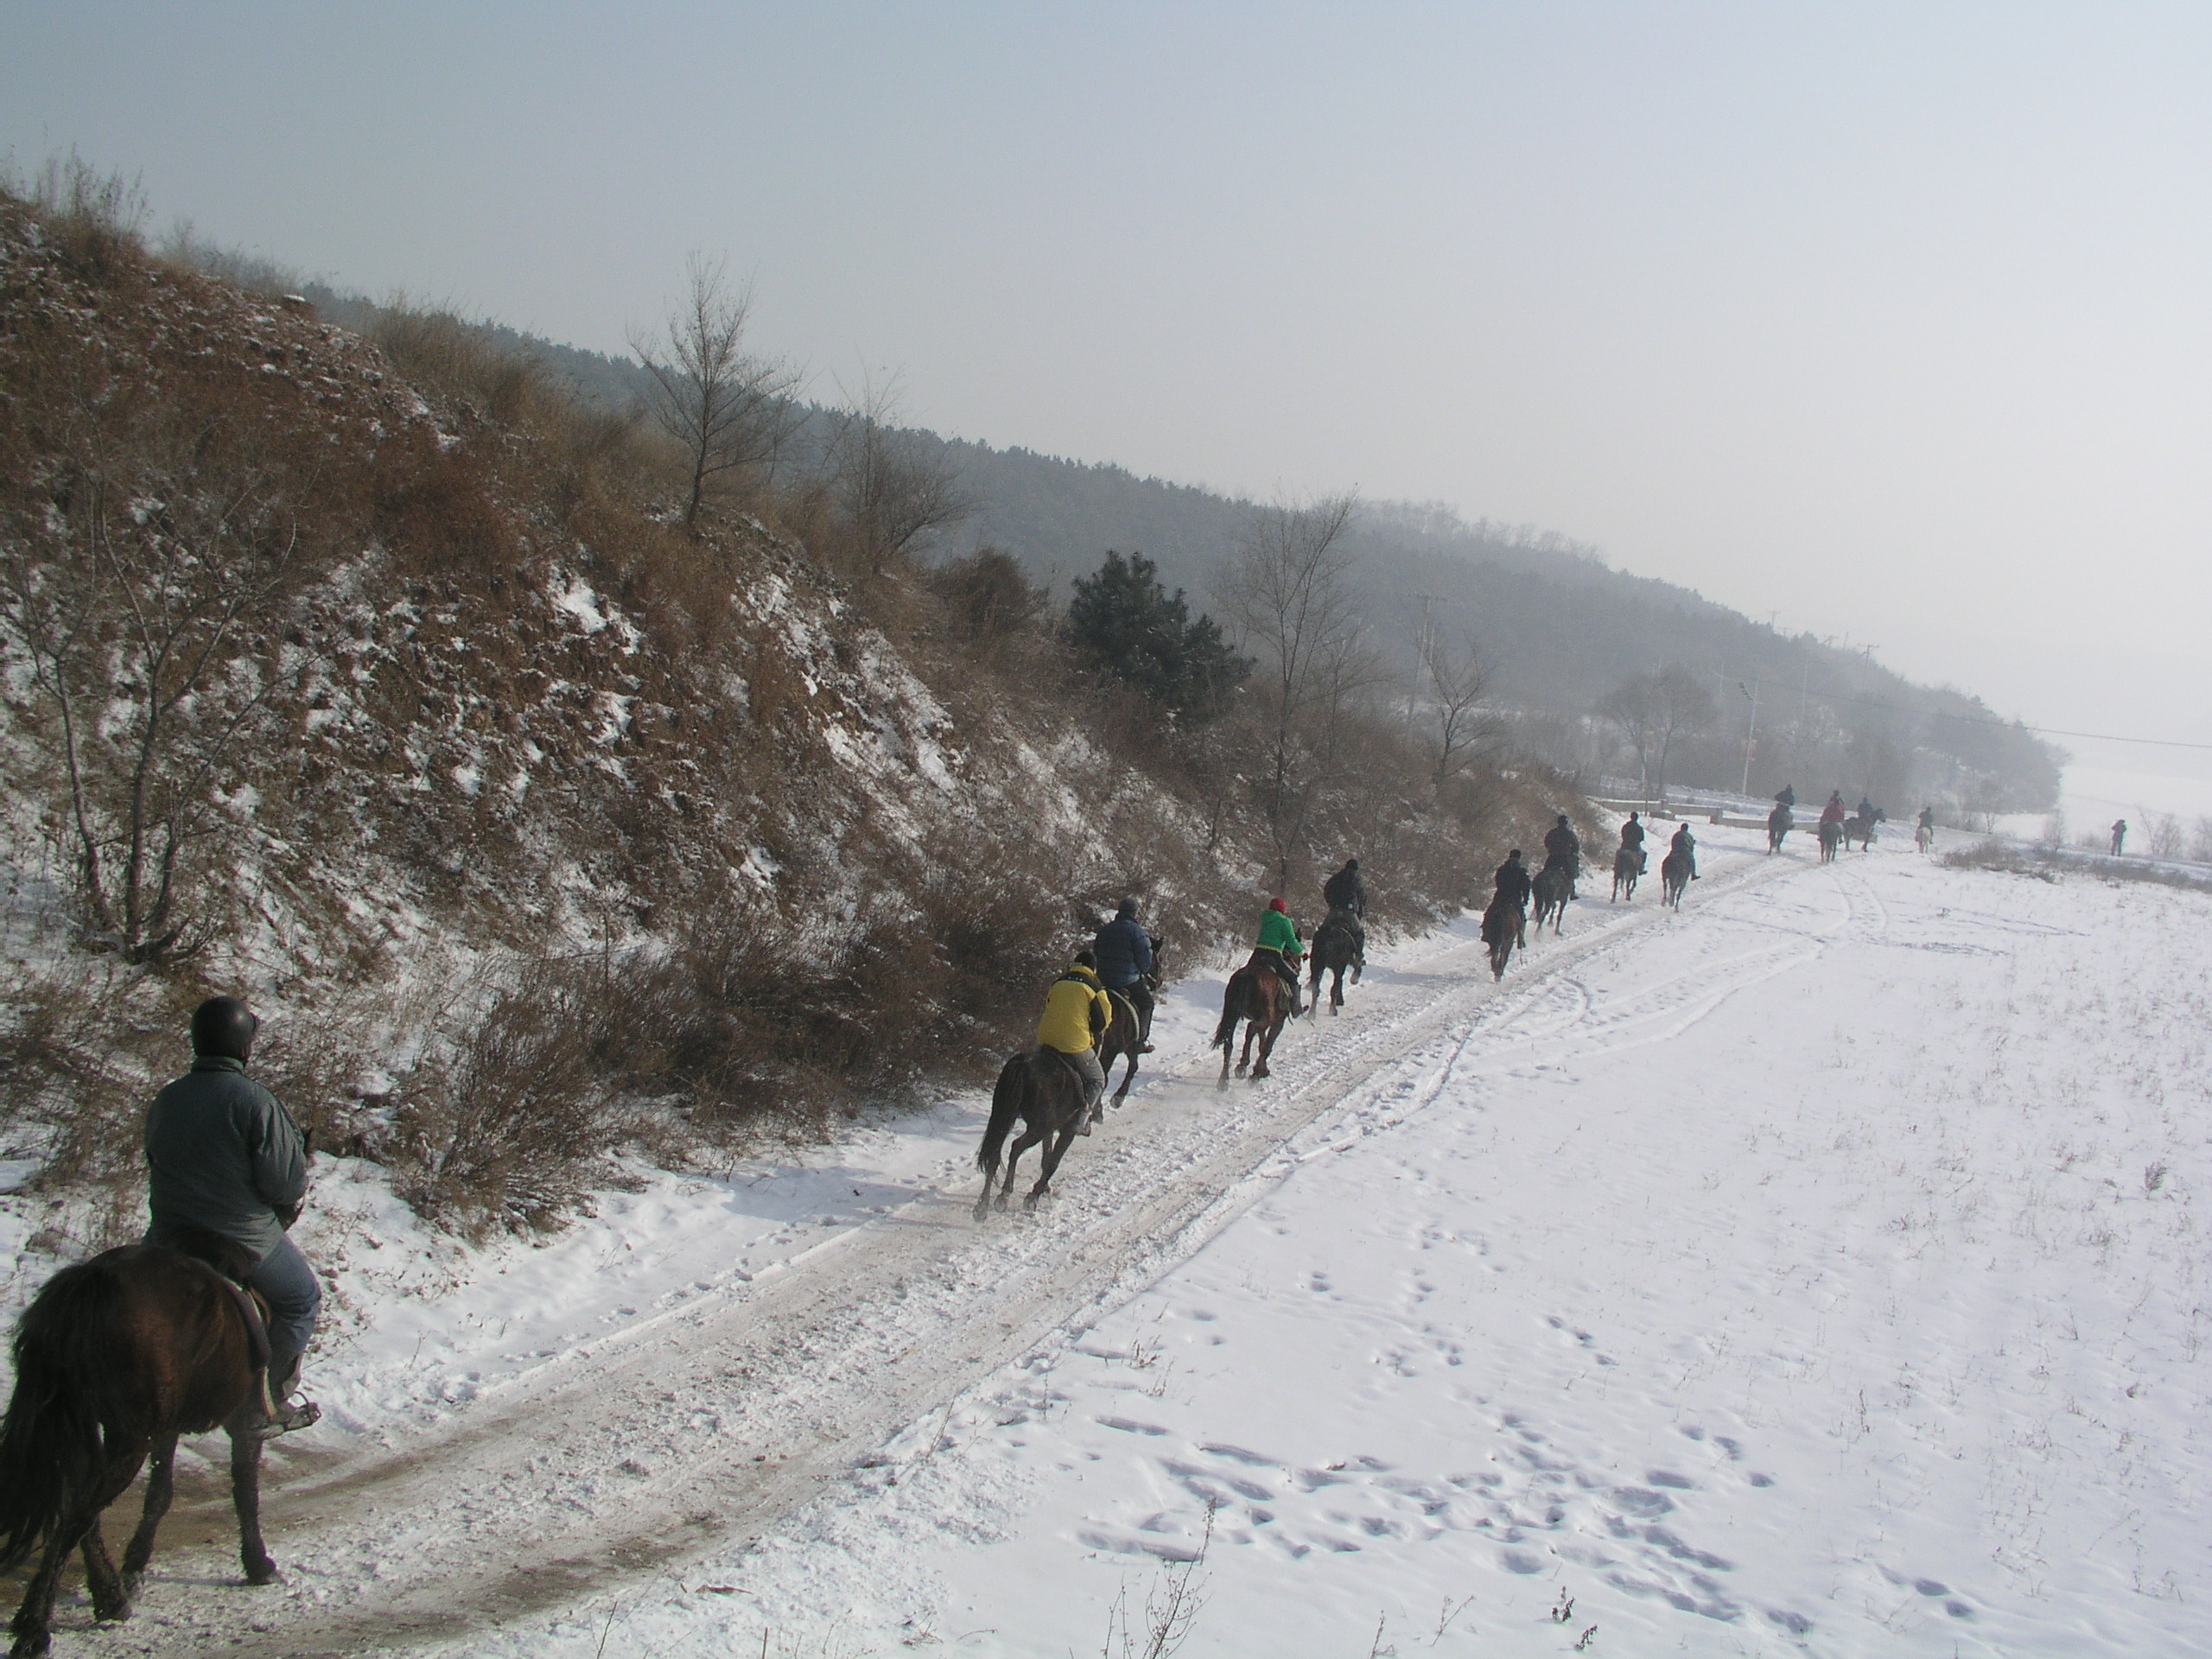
[144,997,320,1433]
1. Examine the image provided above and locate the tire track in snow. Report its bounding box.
[88,846,1816,1658]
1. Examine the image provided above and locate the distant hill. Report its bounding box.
[282,278,2056,814]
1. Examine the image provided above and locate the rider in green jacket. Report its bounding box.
[1252,898,1304,1015]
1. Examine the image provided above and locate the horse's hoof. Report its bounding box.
[972,1201,990,1222]
[245,1559,279,1586]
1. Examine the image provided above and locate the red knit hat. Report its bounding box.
[1268,897,1287,913]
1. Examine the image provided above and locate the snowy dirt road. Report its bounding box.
[48,836,1780,1657]
[34,825,2212,1657]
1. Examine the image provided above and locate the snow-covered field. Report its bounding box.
[13,823,2209,1656]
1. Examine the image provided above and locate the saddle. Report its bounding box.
[162,1225,275,1385]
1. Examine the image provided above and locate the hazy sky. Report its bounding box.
[6,2,2208,786]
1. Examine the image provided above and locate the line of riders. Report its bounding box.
[1,772,1961,1645]
[41,792,1918,1457]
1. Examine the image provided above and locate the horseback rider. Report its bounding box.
[1856,793,1876,823]
[1542,815,1581,885]
[1038,950,1115,1118]
[1251,897,1305,1016]
[1618,812,1647,873]
[143,997,321,1435]
[1669,820,1700,880]
[1775,783,1796,809]
[1821,791,1847,827]
[1917,806,1935,833]
[1492,849,1533,911]
[1322,857,1368,958]
[1092,899,1157,1054]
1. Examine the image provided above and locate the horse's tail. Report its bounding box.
[975,1053,1029,1182]
[1212,971,1246,1050]
[0,1256,122,1571]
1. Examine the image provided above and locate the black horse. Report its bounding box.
[1306,909,1364,1016]
[1661,847,1694,909]
[1767,803,1794,854]
[1531,861,1573,936]
[0,1241,280,1658]
[1091,942,1167,1122]
[1845,809,1885,851]
[1481,894,1524,980]
[975,1047,1093,1216]
[1611,845,1644,902]
[1817,817,1842,863]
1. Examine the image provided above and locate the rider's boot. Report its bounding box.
[255,1351,321,1438]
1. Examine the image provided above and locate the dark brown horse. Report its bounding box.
[1531,861,1573,936]
[1214,958,1293,1085]
[974,1046,1093,1217]
[1661,847,1694,908]
[1767,803,1794,854]
[1481,895,1522,980]
[1090,944,1167,1123]
[1611,845,1644,902]
[1306,910,1363,1016]
[0,1242,278,1657]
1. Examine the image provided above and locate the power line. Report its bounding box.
[1781,682,2212,753]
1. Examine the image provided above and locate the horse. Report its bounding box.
[0,1240,279,1658]
[1915,821,1936,854]
[1090,943,1167,1124]
[975,1046,1094,1216]
[1306,909,1363,1016]
[1817,817,1842,863]
[1481,895,1523,980]
[1213,958,1293,1086]
[1767,803,1794,854]
[1611,845,1644,902]
[1661,848,1694,908]
[1531,861,1573,936]
[1845,809,1885,851]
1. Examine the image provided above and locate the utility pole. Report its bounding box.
[1404,594,1439,734]
[1738,675,1762,797]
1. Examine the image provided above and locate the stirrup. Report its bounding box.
[254,1395,321,1439]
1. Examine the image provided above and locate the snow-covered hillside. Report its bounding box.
[23,824,2205,1657]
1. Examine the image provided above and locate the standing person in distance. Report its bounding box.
[143,996,321,1434]
[1091,899,1157,1053]
[2111,818,2127,856]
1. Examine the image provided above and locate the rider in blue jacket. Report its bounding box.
[1092,899,1157,1052]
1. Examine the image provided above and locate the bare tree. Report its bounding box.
[631,255,799,528]
[829,380,973,575]
[1420,627,1498,786]
[1217,493,1379,887]
[0,405,305,962]
[1594,665,1716,804]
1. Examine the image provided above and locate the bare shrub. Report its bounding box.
[928,547,1049,655]
[369,301,549,426]
[2145,812,2186,861]
[825,382,974,578]
[0,393,326,961]
[384,965,617,1234]
[22,153,148,283]
[2191,816,2212,865]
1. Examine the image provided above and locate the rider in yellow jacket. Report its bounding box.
[1037,950,1114,1116]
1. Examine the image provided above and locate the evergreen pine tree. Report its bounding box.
[1066,551,1249,722]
